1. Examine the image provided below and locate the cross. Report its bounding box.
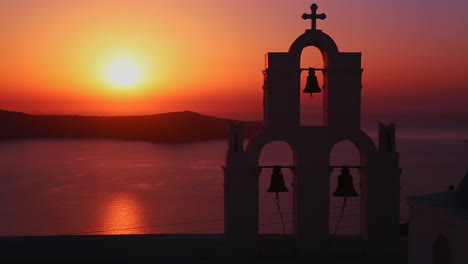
[301,3,326,30]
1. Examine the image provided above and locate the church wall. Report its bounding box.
[408,197,468,264]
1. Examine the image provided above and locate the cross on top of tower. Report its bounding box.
[301,3,326,30]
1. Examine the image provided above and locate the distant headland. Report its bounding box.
[0,109,262,143]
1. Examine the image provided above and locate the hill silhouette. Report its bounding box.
[0,110,262,142]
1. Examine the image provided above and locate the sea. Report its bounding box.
[0,130,466,236]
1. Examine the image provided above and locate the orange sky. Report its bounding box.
[1,0,467,120]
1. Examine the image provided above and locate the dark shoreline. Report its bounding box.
[0,109,262,143]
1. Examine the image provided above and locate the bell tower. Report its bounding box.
[224,3,402,257]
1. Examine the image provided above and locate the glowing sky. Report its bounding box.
[1,0,467,119]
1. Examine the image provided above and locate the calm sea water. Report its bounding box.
[0,131,466,236]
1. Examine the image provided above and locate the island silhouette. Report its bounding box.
[0,109,262,143]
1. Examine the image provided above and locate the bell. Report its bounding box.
[303,68,322,94]
[333,167,359,197]
[267,166,289,194]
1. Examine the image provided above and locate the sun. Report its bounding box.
[104,57,143,88]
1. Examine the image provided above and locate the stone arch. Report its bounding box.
[326,132,379,238]
[259,140,295,165]
[328,139,360,167]
[326,131,378,167]
[289,30,340,68]
[246,132,298,167]
[433,234,452,264]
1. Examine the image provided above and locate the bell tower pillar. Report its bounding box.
[263,52,299,129]
[293,163,332,255]
[361,123,402,255]
[325,53,362,130]
[224,121,260,254]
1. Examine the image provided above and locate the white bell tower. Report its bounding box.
[224,3,402,257]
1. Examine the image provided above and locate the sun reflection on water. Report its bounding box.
[100,193,145,235]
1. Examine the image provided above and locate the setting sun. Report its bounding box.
[104,58,143,88]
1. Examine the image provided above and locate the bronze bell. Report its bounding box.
[267,166,289,194]
[303,68,322,94]
[333,167,358,197]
